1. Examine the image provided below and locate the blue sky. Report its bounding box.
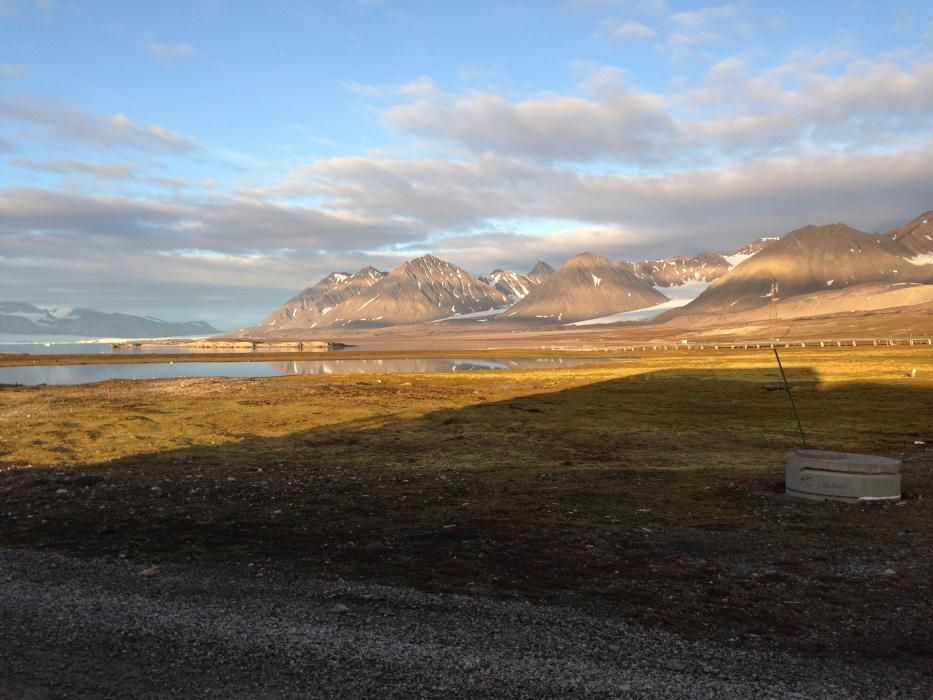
[2,0,933,328]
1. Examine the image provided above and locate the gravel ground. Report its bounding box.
[1,549,929,699]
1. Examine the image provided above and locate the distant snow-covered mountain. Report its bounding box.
[0,302,218,337]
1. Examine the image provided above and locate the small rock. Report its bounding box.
[330,603,349,614]
[882,568,896,576]
[55,488,69,495]
[140,567,159,578]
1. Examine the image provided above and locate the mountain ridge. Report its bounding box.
[304,255,509,328]
[248,208,933,332]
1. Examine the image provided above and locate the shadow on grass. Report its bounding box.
[2,366,932,664]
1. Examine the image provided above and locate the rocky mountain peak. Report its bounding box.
[481,269,538,301]
[402,254,458,278]
[888,211,933,259]
[528,261,555,278]
[563,252,607,269]
[321,272,352,286]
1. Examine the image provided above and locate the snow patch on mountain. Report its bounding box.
[432,307,509,322]
[567,279,712,326]
[565,300,673,325]
[724,252,754,268]
[652,280,712,302]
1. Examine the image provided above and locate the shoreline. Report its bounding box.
[2,338,932,368]
[109,338,347,351]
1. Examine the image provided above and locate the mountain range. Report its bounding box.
[0,302,218,337]
[249,208,933,335]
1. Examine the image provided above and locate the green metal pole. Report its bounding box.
[773,348,808,448]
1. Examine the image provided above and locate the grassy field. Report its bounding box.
[1,346,931,669]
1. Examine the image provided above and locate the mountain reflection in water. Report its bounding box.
[0,357,625,386]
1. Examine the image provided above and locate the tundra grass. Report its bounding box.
[1,347,931,667]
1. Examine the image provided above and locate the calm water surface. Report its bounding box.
[0,357,623,386]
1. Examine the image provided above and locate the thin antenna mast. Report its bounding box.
[773,348,807,448]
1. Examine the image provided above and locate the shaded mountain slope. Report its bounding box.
[504,253,668,323]
[675,224,909,315]
[624,252,731,287]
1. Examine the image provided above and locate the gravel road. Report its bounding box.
[1,548,929,699]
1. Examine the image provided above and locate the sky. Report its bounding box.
[2,0,933,329]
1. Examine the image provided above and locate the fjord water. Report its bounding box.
[0,357,620,386]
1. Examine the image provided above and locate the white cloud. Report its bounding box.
[12,158,137,180]
[601,19,656,41]
[0,95,199,152]
[339,79,386,98]
[146,42,199,62]
[0,63,25,79]
[661,4,739,57]
[671,4,737,28]
[385,86,673,163]
[564,0,667,12]
[376,52,933,166]
[398,75,438,97]
[667,29,720,47]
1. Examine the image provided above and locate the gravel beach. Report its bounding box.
[1,548,929,699]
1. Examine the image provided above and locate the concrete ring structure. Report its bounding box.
[785,449,901,502]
